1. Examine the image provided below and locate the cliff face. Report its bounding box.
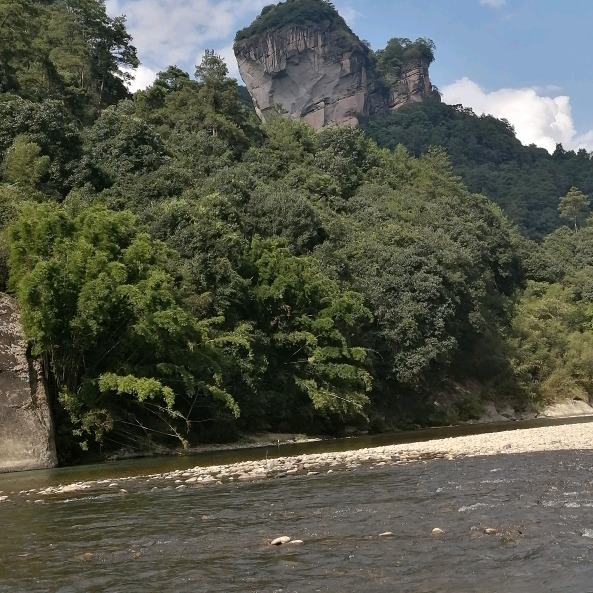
[0,295,57,473]
[389,58,434,111]
[234,21,438,129]
[235,23,384,128]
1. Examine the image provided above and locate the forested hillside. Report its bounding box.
[363,101,593,240]
[2,0,593,462]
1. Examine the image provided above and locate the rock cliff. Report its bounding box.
[234,1,439,128]
[0,294,57,473]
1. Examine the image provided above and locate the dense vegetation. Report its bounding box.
[2,0,593,462]
[363,101,593,240]
[375,38,436,82]
[235,0,355,42]
[0,0,137,121]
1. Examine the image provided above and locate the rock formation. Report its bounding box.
[388,58,435,111]
[0,294,57,472]
[234,1,439,129]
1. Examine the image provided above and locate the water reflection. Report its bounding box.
[2,414,592,493]
[2,450,593,592]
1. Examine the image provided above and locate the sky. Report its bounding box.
[105,0,593,153]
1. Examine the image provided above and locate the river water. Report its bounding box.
[2,422,593,592]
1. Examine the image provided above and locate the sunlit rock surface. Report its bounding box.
[234,21,438,129]
[0,294,56,472]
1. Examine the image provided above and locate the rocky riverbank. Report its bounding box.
[2,419,592,503]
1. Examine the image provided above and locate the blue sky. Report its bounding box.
[106,0,593,152]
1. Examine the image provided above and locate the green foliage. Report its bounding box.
[8,202,248,451]
[558,186,590,231]
[508,281,593,403]
[75,101,168,190]
[2,135,50,188]
[0,97,82,194]
[363,101,593,240]
[8,0,591,455]
[135,57,262,158]
[246,238,372,422]
[375,38,436,82]
[0,0,138,117]
[235,0,357,43]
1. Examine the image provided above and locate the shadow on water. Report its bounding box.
[3,448,593,592]
[1,415,592,492]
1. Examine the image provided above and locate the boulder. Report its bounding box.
[0,294,57,473]
[271,536,291,545]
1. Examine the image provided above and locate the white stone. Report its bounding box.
[271,536,291,545]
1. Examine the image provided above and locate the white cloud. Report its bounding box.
[479,0,506,8]
[106,0,271,69]
[107,1,363,83]
[122,65,158,92]
[442,77,593,153]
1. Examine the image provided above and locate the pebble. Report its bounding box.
[10,422,593,503]
[271,536,291,545]
[0,496,8,502]
[379,532,394,537]
[289,540,304,545]
[431,528,445,536]
[483,528,498,535]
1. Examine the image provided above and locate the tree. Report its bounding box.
[193,51,259,152]
[0,0,138,117]
[0,0,39,92]
[558,186,590,231]
[245,238,372,424]
[2,135,50,188]
[75,100,167,190]
[8,201,250,451]
[0,97,82,194]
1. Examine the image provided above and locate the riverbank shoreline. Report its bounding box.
[100,398,593,463]
[3,417,592,502]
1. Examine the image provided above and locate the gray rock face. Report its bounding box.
[388,58,435,110]
[234,23,437,129]
[0,294,57,473]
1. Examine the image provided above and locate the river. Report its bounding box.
[2,419,593,592]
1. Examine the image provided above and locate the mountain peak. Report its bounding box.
[234,0,439,128]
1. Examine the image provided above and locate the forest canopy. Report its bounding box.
[235,0,353,41]
[375,38,436,81]
[2,0,593,462]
